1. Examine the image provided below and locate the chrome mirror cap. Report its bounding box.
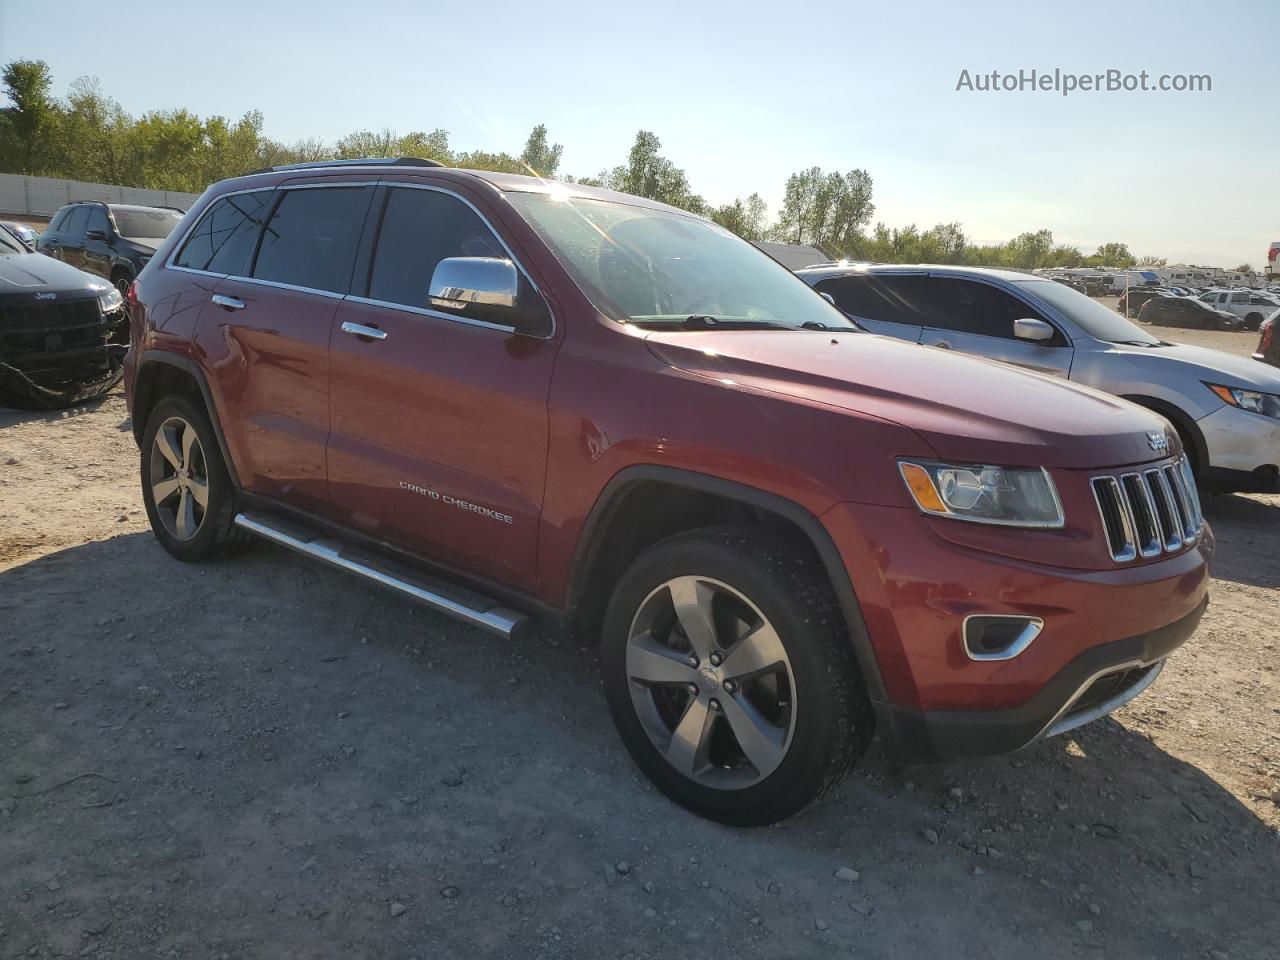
[429,257,518,311]
[1014,317,1055,342]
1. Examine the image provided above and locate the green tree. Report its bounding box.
[1085,242,1136,268]
[1,59,57,173]
[772,166,874,253]
[1231,263,1253,274]
[519,124,562,178]
[603,130,706,214]
[1137,255,1167,267]
[711,193,768,241]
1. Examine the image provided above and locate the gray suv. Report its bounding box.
[798,264,1280,494]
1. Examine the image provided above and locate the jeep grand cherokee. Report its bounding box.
[124,158,1212,825]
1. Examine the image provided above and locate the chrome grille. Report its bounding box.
[1091,456,1201,563]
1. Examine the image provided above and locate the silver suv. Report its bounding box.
[798,264,1280,494]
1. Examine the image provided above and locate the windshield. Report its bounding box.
[0,223,28,255]
[113,207,183,239]
[507,192,855,330]
[1016,278,1161,345]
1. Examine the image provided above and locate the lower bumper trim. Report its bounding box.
[874,596,1206,765]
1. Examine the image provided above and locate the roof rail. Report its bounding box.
[245,156,446,176]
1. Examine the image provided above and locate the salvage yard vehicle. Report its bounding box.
[37,200,184,298]
[1138,295,1243,331]
[1118,286,1171,318]
[1255,315,1278,368]
[800,264,1280,494]
[0,221,129,409]
[126,158,1212,825]
[1197,289,1280,331]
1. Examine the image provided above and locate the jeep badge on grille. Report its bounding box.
[1147,432,1169,452]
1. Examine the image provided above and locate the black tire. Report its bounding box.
[601,525,872,826]
[1245,313,1263,332]
[140,394,252,562]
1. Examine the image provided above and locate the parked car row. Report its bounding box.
[6,161,1275,825]
[0,201,183,407]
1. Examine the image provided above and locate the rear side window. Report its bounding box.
[367,187,505,309]
[48,208,71,232]
[63,206,89,237]
[174,190,272,275]
[252,186,372,294]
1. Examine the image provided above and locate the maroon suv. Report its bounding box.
[125,158,1211,825]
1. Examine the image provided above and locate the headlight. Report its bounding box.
[1205,383,1280,419]
[898,460,1065,528]
[97,286,124,312]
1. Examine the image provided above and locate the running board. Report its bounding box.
[233,511,530,641]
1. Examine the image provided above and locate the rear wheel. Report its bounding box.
[140,395,251,562]
[601,526,871,825]
[1245,312,1264,332]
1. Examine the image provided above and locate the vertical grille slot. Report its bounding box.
[1092,456,1200,564]
[1121,473,1162,558]
[1146,469,1182,551]
[1092,476,1136,562]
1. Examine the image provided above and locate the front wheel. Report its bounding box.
[601,526,872,826]
[1245,313,1263,332]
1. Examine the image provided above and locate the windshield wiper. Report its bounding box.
[628,314,791,330]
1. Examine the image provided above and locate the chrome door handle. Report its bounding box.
[211,294,245,310]
[341,321,387,341]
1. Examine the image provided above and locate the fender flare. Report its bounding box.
[135,350,240,489]
[566,464,888,704]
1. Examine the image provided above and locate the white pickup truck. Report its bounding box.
[1198,289,1280,331]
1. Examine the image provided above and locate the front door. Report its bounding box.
[81,205,114,283]
[326,183,559,592]
[917,276,1074,378]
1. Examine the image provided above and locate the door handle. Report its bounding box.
[341,321,387,341]
[211,294,245,310]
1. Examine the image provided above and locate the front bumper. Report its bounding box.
[875,598,1205,763]
[1197,403,1280,491]
[821,499,1212,764]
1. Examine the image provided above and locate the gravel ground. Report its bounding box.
[1,324,1278,959]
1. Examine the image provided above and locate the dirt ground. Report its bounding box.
[1,325,1277,959]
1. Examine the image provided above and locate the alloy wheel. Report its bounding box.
[149,415,209,541]
[625,575,796,789]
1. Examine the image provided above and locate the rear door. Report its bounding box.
[918,276,1074,377]
[187,182,374,513]
[812,272,928,341]
[326,181,559,591]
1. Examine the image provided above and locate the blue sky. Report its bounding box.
[3,0,1276,266]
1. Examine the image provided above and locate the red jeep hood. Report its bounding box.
[645,329,1171,469]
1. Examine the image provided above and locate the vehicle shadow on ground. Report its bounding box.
[3,533,1277,958]
[1202,492,1280,589]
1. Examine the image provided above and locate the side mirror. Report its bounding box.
[1014,318,1055,342]
[818,291,836,306]
[429,257,518,312]
[86,228,108,241]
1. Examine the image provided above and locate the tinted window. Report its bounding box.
[367,187,506,309]
[49,208,71,232]
[63,206,89,237]
[174,191,272,274]
[86,206,110,236]
[817,274,933,326]
[253,187,371,294]
[112,207,183,239]
[920,278,1052,340]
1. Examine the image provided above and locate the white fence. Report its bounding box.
[0,173,200,218]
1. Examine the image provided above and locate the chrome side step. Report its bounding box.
[233,511,530,641]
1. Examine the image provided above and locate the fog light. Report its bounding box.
[963,615,1043,661]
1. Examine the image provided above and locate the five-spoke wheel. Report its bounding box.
[148,415,210,541]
